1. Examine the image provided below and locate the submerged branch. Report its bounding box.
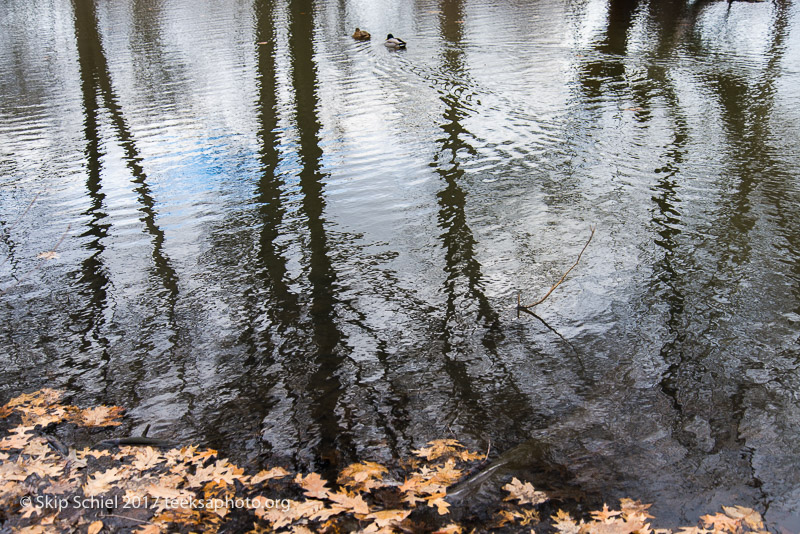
[518,225,595,310]
[517,305,579,356]
[8,191,42,232]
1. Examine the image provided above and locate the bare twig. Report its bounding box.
[8,191,41,232]
[482,439,492,465]
[519,225,595,309]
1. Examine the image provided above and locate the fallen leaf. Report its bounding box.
[18,404,72,426]
[22,438,53,457]
[552,510,581,534]
[339,461,388,491]
[359,523,396,534]
[131,447,164,471]
[429,458,464,486]
[309,501,348,521]
[340,461,387,482]
[83,467,123,496]
[147,484,196,511]
[722,505,764,530]
[412,439,463,461]
[456,449,486,462]
[292,498,328,519]
[252,466,290,484]
[295,472,330,499]
[398,476,423,494]
[164,445,198,467]
[1,389,63,414]
[75,406,125,427]
[88,520,103,534]
[620,498,654,521]
[507,508,540,526]
[2,459,30,481]
[327,490,370,515]
[37,251,60,260]
[192,448,219,462]
[495,510,518,528]
[591,503,622,523]
[367,509,411,527]
[434,524,464,534]
[186,459,244,487]
[22,455,64,478]
[0,426,36,450]
[0,480,26,501]
[76,447,111,460]
[424,492,451,515]
[45,478,79,494]
[701,511,742,532]
[503,477,549,506]
[586,516,647,533]
[255,499,303,528]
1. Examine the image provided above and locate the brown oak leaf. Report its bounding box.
[22,456,64,478]
[429,458,464,486]
[75,406,125,427]
[0,426,36,450]
[367,509,411,527]
[251,466,290,484]
[412,439,463,461]
[591,504,622,523]
[722,505,764,530]
[83,467,123,496]
[619,498,654,521]
[295,472,330,499]
[131,447,164,471]
[339,461,388,491]
[503,477,549,506]
[701,512,742,533]
[552,509,581,534]
[327,490,370,515]
[186,459,244,487]
[424,492,451,515]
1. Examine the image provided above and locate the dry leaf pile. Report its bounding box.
[0,390,774,533]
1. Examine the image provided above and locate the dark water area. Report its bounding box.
[2,0,800,528]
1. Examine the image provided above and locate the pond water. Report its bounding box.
[2,0,800,528]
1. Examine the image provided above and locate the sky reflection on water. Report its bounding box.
[2,0,800,528]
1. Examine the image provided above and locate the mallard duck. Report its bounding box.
[352,28,371,40]
[384,34,407,49]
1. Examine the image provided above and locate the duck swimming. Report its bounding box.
[352,28,371,40]
[384,34,407,49]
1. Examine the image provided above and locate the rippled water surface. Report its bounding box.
[2,0,800,528]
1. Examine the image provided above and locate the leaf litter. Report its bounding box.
[0,389,773,533]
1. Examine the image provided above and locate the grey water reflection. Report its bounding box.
[2,0,800,528]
